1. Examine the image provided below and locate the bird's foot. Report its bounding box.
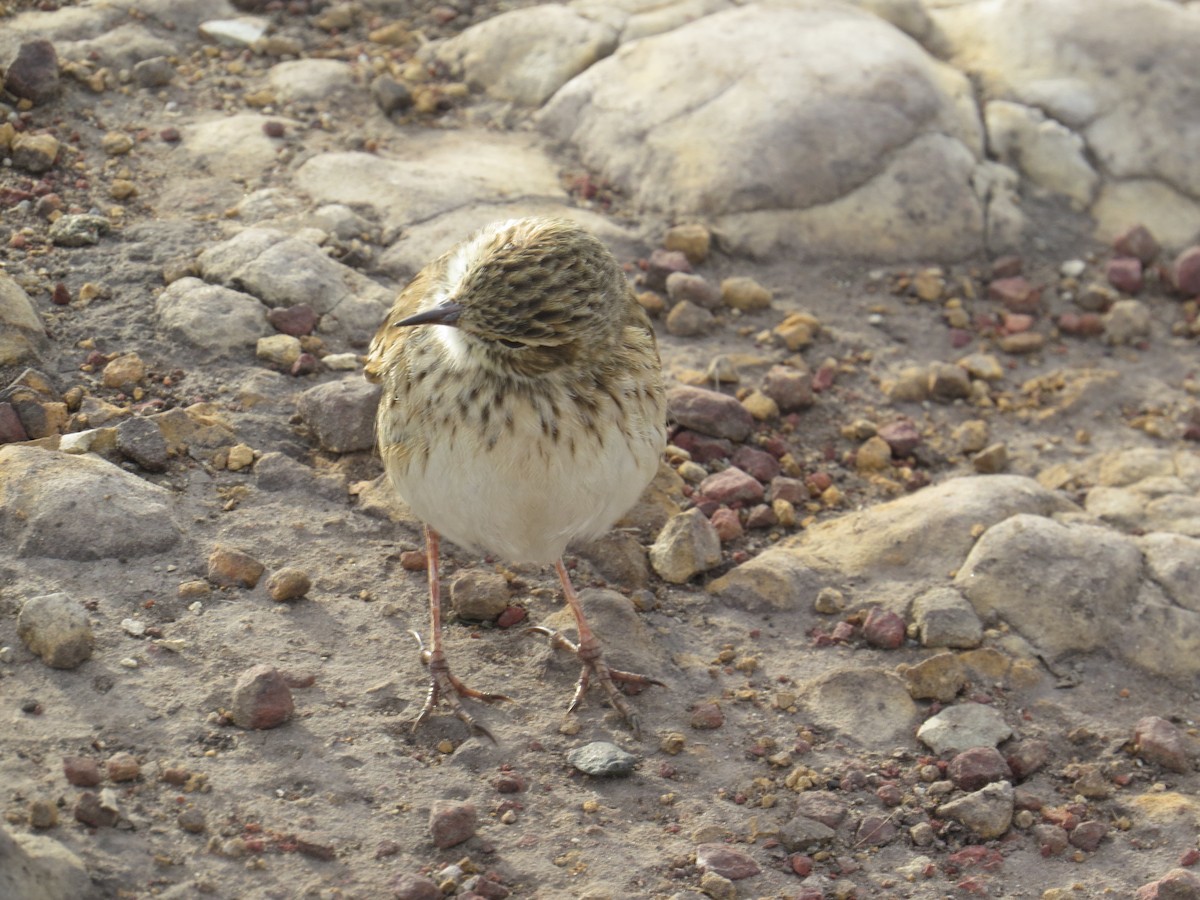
[411,631,512,743]
[526,626,665,738]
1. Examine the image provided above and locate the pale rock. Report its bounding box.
[955,515,1141,658]
[917,703,1012,754]
[649,509,721,583]
[432,5,617,106]
[0,446,180,560]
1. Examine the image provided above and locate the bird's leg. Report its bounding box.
[529,559,665,737]
[412,525,511,742]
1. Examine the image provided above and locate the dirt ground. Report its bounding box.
[2,2,1200,899]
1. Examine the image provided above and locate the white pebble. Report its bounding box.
[1060,259,1086,278]
[121,618,147,637]
[119,657,140,669]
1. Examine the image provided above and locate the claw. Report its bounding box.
[527,624,665,739]
[413,635,512,744]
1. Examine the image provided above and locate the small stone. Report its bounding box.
[1133,716,1191,773]
[29,798,58,829]
[133,56,175,87]
[230,664,294,729]
[177,807,207,834]
[698,467,763,504]
[109,179,138,201]
[744,503,776,529]
[1103,299,1151,345]
[730,446,780,483]
[5,40,61,104]
[226,443,255,471]
[927,362,971,401]
[855,436,893,473]
[991,255,1023,278]
[877,419,921,456]
[912,587,982,649]
[101,131,134,156]
[689,700,724,730]
[567,741,638,777]
[721,276,772,312]
[649,509,721,583]
[917,703,1012,754]
[371,75,413,114]
[899,652,967,702]
[1034,824,1069,856]
[773,312,818,350]
[450,569,510,621]
[266,568,311,602]
[740,390,778,420]
[910,822,935,847]
[1076,282,1117,311]
[74,791,119,828]
[267,304,318,336]
[958,353,1005,382]
[429,802,476,849]
[116,416,169,472]
[953,419,990,455]
[1113,224,1160,263]
[63,756,102,787]
[200,16,269,47]
[887,366,929,402]
[856,815,898,846]
[295,835,336,861]
[862,607,905,649]
[368,21,415,45]
[106,752,140,783]
[1069,820,1107,852]
[101,353,145,390]
[767,478,806,507]
[760,365,814,412]
[913,267,945,301]
[778,815,836,851]
[699,872,736,900]
[18,594,94,670]
[297,378,381,454]
[997,331,1045,354]
[695,843,761,880]
[1057,311,1105,337]
[1174,245,1200,296]
[709,507,742,543]
[666,272,721,309]
[936,781,1013,839]
[257,334,302,368]
[666,386,753,441]
[207,546,265,589]
[1136,869,1200,899]
[663,223,711,264]
[988,277,1041,313]
[11,133,60,174]
[972,442,1009,474]
[948,747,1011,791]
[48,214,110,247]
[1106,257,1143,294]
[814,587,845,614]
[665,300,714,336]
[391,873,441,900]
[1005,739,1051,780]
[644,249,691,291]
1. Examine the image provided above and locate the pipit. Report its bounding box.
[366,217,667,739]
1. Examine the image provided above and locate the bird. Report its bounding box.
[365,216,667,739]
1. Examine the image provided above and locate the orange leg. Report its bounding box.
[412,526,511,742]
[528,559,664,738]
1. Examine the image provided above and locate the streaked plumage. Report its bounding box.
[366,217,666,737]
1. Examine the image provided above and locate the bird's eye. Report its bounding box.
[497,338,523,350]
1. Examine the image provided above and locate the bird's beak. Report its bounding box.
[391,300,464,329]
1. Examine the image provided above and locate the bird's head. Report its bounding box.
[391,218,631,376]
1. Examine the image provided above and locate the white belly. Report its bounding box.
[390,404,661,565]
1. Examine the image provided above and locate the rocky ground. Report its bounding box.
[2,1,1200,899]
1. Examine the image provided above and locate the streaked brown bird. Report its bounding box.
[365,217,667,739]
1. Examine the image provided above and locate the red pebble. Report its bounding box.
[496,606,526,629]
